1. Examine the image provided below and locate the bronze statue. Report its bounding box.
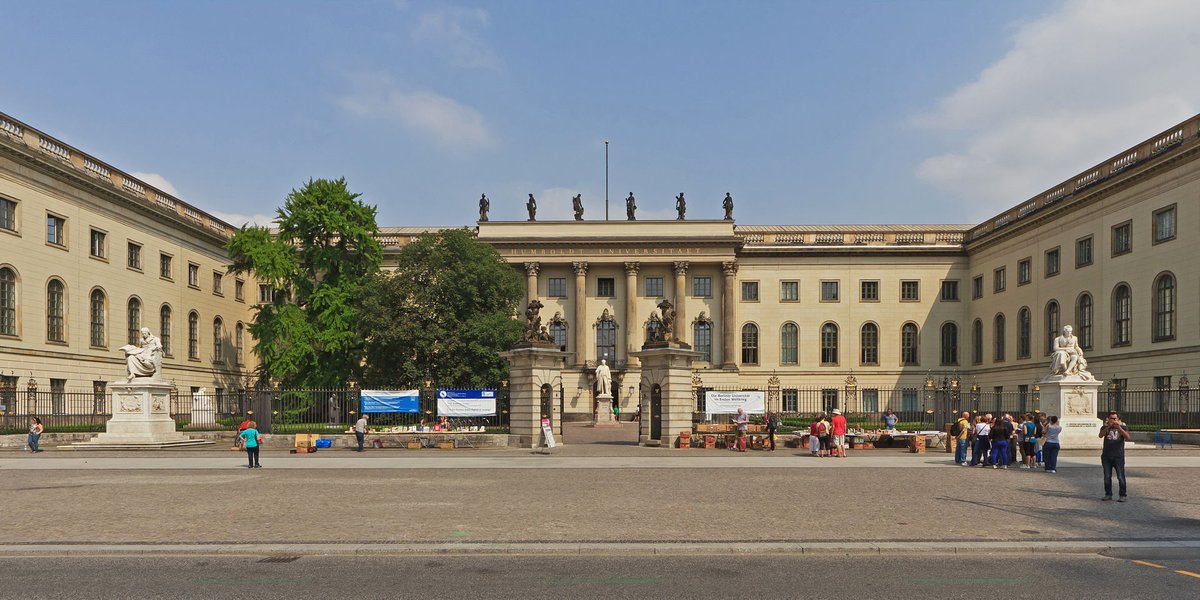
[526,193,537,221]
[675,192,686,220]
[523,299,545,342]
[657,299,676,341]
[723,193,733,220]
[479,193,490,222]
[572,194,584,221]
[646,312,665,343]
[626,192,637,220]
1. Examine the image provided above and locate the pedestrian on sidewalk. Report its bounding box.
[27,416,43,453]
[236,412,252,450]
[1100,411,1131,501]
[1034,414,1048,468]
[953,412,971,465]
[817,413,831,457]
[734,407,749,452]
[239,420,262,468]
[1020,413,1038,469]
[354,414,369,452]
[808,415,821,456]
[990,414,1012,469]
[830,409,847,457]
[765,411,780,451]
[1043,415,1061,473]
[971,415,990,466]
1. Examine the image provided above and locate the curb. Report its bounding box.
[2,540,1198,557]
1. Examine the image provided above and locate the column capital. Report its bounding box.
[572,261,589,276]
[624,261,641,275]
[524,262,541,277]
[722,261,738,276]
[672,261,689,276]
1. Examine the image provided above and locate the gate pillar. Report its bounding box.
[631,345,702,448]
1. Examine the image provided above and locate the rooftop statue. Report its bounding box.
[527,193,537,222]
[478,193,489,222]
[572,194,584,221]
[626,192,637,220]
[675,192,686,220]
[723,193,734,220]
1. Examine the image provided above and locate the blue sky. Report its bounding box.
[3,0,1199,227]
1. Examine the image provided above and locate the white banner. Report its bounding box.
[705,390,765,417]
[436,390,497,417]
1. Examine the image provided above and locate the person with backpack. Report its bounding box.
[808,415,822,456]
[765,411,781,451]
[990,414,1013,469]
[953,411,971,466]
[817,414,832,457]
[1020,413,1038,469]
[971,415,991,467]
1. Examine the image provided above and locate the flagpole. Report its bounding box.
[604,140,609,220]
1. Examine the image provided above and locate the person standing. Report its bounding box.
[1100,411,1131,501]
[1020,414,1038,469]
[27,417,43,453]
[808,415,821,456]
[971,415,990,467]
[883,409,898,431]
[239,420,262,468]
[353,414,369,452]
[1043,415,1062,473]
[830,409,848,458]
[990,414,1012,469]
[734,407,749,452]
[765,411,780,451]
[817,413,832,457]
[953,412,971,466]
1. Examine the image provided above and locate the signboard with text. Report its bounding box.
[436,389,497,417]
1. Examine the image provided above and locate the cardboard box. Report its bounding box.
[407,441,421,450]
[294,433,319,448]
[437,441,455,450]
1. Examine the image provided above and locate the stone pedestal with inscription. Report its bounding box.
[1038,378,1104,450]
[69,380,212,449]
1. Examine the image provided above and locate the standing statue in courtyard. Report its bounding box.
[723,193,734,220]
[526,193,537,221]
[478,193,490,222]
[675,192,686,220]
[626,192,637,220]
[594,359,612,397]
[572,194,584,220]
[122,327,163,382]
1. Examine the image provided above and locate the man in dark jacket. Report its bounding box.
[1100,411,1132,501]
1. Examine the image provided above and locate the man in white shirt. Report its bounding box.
[354,414,369,452]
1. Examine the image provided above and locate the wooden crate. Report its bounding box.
[437,441,455,450]
[407,441,421,450]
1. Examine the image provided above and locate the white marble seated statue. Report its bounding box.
[594,359,612,397]
[121,327,164,382]
[1048,325,1093,380]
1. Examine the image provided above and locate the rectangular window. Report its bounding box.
[782,389,798,413]
[1076,236,1093,268]
[940,280,959,302]
[212,272,223,296]
[901,389,918,413]
[188,263,200,288]
[860,280,879,302]
[780,281,799,302]
[1153,204,1176,244]
[820,280,839,302]
[993,267,1006,293]
[159,253,173,279]
[1017,258,1031,285]
[547,277,567,297]
[258,283,272,304]
[1045,247,1060,277]
[861,389,879,413]
[1112,220,1132,256]
[0,197,16,232]
[1154,376,1172,411]
[127,242,142,270]
[46,214,65,246]
[645,276,664,297]
[50,378,66,414]
[235,279,245,302]
[741,281,759,302]
[89,229,106,259]
[972,276,983,300]
[692,276,711,297]
[900,280,920,302]
[821,389,839,413]
[596,277,615,297]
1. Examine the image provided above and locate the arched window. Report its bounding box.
[994,314,1006,362]
[741,323,759,365]
[236,322,245,365]
[1076,293,1093,350]
[549,321,567,351]
[47,279,65,342]
[127,297,142,346]
[820,322,839,365]
[1045,300,1060,355]
[1153,273,1175,341]
[1113,284,1131,346]
[1017,307,1031,359]
[940,322,958,365]
[860,323,878,365]
[160,305,172,356]
[972,319,983,364]
[693,321,712,362]
[596,318,617,364]
[90,289,106,347]
[780,323,798,365]
[213,317,224,363]
[900,323,919,366]
[0,267,16,337]
[188,311,199,359]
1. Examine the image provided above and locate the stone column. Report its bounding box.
[721,261,738,369]
[673,261,689,345]
[524,262,540,305]
[624,262,640,367]
[572,262,588,366]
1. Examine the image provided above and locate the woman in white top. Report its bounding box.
[1043,415,1063,473]
[971,416,991,466]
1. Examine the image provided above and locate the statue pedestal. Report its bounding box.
[630,344,702,448]
[500,346,568,448]
[1039,378,1104,450]
[69,380,212,449]
[594,394,619,427]
[191,393,216,426]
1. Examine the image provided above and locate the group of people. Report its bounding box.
[806,409,848,457]
[955,411,1060,471]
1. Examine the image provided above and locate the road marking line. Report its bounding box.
[1175,570,1200,579]
[1132,560,1165,569]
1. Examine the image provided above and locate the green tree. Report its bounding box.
[359,228,523,388]
[226,178,382,388]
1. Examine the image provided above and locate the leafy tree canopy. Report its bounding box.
[359,228,523,388]
[227,178,382,388]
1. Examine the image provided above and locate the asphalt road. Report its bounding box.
[1,553,1197,599]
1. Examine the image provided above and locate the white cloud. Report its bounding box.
[413,7,500,71]
[338,74,496,151]
[208,210,277,228]
[913,0,1200,218]
[130,172,179,197]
